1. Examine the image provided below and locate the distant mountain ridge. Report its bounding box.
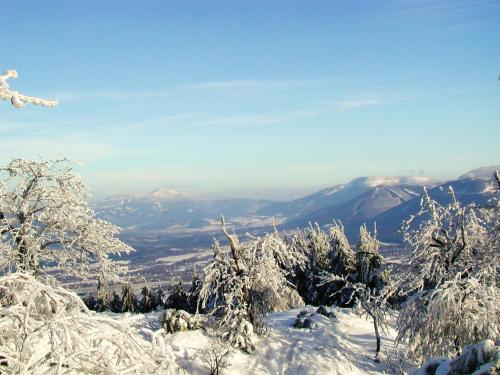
[94,165,499,244]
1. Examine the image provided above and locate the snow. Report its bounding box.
[155,250,213,264]
[123,307,398,375]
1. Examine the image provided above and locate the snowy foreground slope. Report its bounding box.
[122,307,398,375]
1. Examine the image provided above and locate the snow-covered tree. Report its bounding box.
[166,280,188,310]
[95,273,111,312]
[140,285,154,313]
[397,186,500,362]
[328,221,356,277]
[0,69,58,108]
[198,216,305,352]
[121,282,136,313]
[291,223,331,304]
[186,276,202,313]
[153,288,166,311]
[0,273,172,373]
[321,224,393,362]
[0,158,133,280]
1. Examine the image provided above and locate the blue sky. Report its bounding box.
[0,0,499,200]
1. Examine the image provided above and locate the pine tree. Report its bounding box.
[152,288,165,311]
[121,283,136,313]
[186,277,202,314]
[110,291,123,313]
[140,286,153,313]
[166,281,187,311]
[95,274,110,312]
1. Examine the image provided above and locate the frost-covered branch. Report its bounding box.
[0,158,133,281]
[0,273,173,374]
[0,70,58,108]
[198,224,305,352]
[397,185,500,362]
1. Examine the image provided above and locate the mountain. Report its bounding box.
[95,166,498,249]
[95,188,274,232]
[281,168,498,242]
[367,171,499,242]
[285,184,423,233]
[458,165,500,180]
[257,176,431,220]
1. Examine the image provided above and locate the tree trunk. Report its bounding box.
[373,316,381,363]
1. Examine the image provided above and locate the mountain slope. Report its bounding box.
[258,176,431,220]
[95,188,273,231]
[285,184,423,239]
[361,176,498,243]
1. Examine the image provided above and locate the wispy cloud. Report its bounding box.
[0,138,117,164]
[186,110,319,128]
[48,89,171,102]
[380,0,500,19]
[334,92,416,110]
[184,78,335,91]
[337,98,383,110]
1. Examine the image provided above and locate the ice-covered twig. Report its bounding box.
[0,69,58,108]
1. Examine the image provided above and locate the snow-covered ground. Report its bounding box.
[119,306,398,374]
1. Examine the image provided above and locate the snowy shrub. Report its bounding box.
[293,317,318,330]
[414,339,499,375]
[0,273,172,374]
[198,217,304,351]
[316,305,336,318]
[0,158,133,280]
[0,69,58,108]
[160,309,203,334]
[199,335,233,375]
[397,187,500,362]
[293,311,321,330]
[223,313,255,353]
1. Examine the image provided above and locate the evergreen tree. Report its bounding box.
[140,286,153,313]
[166,281,187,311]
[121,283,136,313]
[82,294,97,311]
[95,274,111,312]
[152,288,165,311]
[110,291,123,313]
[187,277,202,314]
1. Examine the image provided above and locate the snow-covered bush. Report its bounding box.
[397,187,500,362]
[0,273,172,374]
[414,339,499,375]
[198,217,305,351]
[0,158,133,279]
[0,69,58,108]
[199,334,233,375]
[161,309,203,334]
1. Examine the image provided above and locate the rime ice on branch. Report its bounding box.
[397,185,500,362]
[0,69,59,108]
[0,158,133,280]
